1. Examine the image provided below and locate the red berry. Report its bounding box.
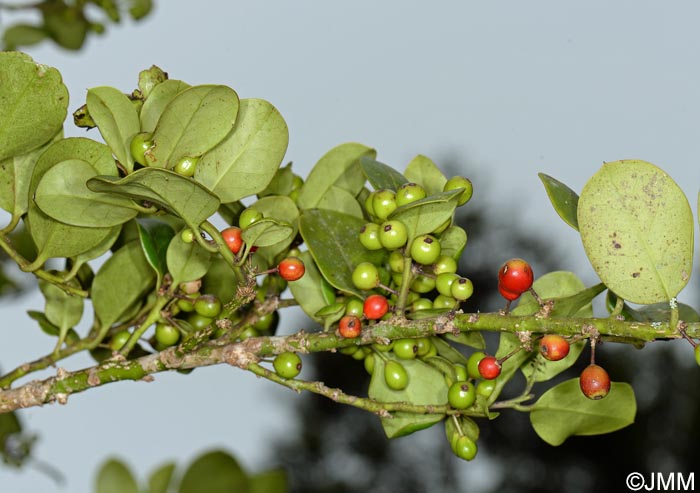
[221,227,243,254]
[339,315,362,338]
[498,258,534,296]
[363,294,389,320]
[539,335,570,361]
[278,257,305,281]
[477,355,501,380]
[579,364,611,400]
[498,283,521,301]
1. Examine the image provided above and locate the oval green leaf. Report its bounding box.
[359,156,409,191]
[35,159,138,228]
[248,195,299,265]
[147,462,176,493]
[577,160,693,304]
[368,353,447,438]
[539,172,579,231]
[241,218,293,249]
[196,98,288,203]
[389,189,461,241]
[287,251,330,323]
[296,143,376,210]
[166,234,212,286]
[179,450,249,493]
[299,209,386,297]
[146,85,239,168]
[138,219,176,282]
[87,167,220,228]
[316,185,363,218]
[91,240,156,328]
[38,277,84,331]
[140,79,191,133]
[87,86,141,172]
[404,154,448,195]
[530,379,636,446]
[438,226,467,260]
[95,459,139,493]
[0,52,68,161]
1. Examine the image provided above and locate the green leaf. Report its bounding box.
[359,156,409,191]
[166,234,212,286]
[530,379,636,446]
[577,160,693,304]
[43,5,88,50]
[26,202,117,266]
[0,52,68,161]
[38,277,83,333]
[87,86,141,172]
[249,468,287,493]
[388,190,461,242]
[248,196,299,264]
[140,79,191,133]
[431,337,468,364]
[137,219,175,283]
[296,143,376,210]
[300,209,385,297]
[202,255,239,305]
[316,186,363,218]
[539,173,579,231]
[444,331,485,350]
[314,303,345,330]
[91,240,156,328]
[0,131,61,225]
[368,353,447,438]
[438,226,467,260]
[258,163,295,197]
[287,251,330,323]
[179,450,249,493]
[87,167,220,229]
[95,459,139,493]
[35,159,138,228]
[404,155,447,195]
[3,24,47,50]
[608,294,700,323]
[146,85,239,168]
[147,462,176,493]
[196,98,288,203]
[241,219,293,249]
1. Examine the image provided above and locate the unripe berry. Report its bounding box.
[450,277,474,301]
[410,234,441,265]
[384,360,409,390]
[433,255,458,275]
[372,189,398,220]
[452,435,478,461]
[239,208,263,229]
[539,335,570,361]
[352,262,380,290]
[435,272,459,297]
[467,351,486,379]
[173,156,198,177]
[379,220,408,250]
[396,182,427,206]
[443,176,473,206]
[359,223,383,250]
[695,345,700,367]
[448,381,476,409]
[579,364,611,400]
[478,356,501,380]
[274,352,302,379]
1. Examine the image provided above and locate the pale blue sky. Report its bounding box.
[3,1,700,491]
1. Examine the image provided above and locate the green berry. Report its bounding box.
[695,345,700,367]
[186,313,213,330]
[379,220,408,250]
[410,274,436,293]
[130,132,153,166]
[410,234,441,265]
[454,363,468,382]
[415,337,433,357]
[253,312,276,331]
[433,294,458,310]
[372,189,398,220]
[448,381,476,409]
[238,327,258,341]
[476,379,496,398]
[239,208,263,229]
[436,272,459,297]
[180,228,195,243]
[444,176,473,206]
[155,323,180,347]
[364,353,375,374]
[359,223,383,250]
[173,156,198,177]
[395,182,427,206]
[451,277,474,301]
[177,293,199,313]
[432,217,452,234]
[384,360,409,390]
[433,255,458,275]
[411,297,433,312]
[352,262,380,290]
[393,338,419,360]
[109,330,131,351]
[364,192,377,216]
[345,297,365,317]
[389,250,406,273]
[194,295,222,318]
[453,435,478,461]
[274,352,302,379]
[467,351,486,379]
